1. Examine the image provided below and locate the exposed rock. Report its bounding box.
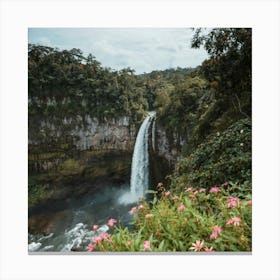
[74,116,136,151]
[28,210,72,234]
[155,123,185,164]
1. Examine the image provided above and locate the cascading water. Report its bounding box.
[152,117,156,151]
[130,112,155,199]
[119,112,155,204]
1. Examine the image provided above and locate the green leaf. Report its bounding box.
[158,240,165,251]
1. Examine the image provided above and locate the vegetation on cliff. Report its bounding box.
[28,45,147,178]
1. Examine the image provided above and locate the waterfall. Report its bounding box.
[152,117,156,151]
[119,112,155,204]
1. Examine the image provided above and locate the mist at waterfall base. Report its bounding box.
[28,112,162,252]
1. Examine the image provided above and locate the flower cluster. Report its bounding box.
[227,196,239,208]
[107,218,117,227]
[128,204,145,215]
[87,231,111,252]
[190,240,214,252]
[209,186,219,193]
[210,226,222,240]
[86,181,251,253]
[86,218,116,252]
[226,217,241,226]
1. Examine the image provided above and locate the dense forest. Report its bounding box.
[28,28,252,252]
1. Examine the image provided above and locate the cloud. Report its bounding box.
[28,28,208,73]
[156,46,177,53]
[36,36,52,46]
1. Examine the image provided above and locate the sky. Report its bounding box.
[28,28,208,74]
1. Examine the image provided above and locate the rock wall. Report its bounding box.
[153,120,185,164]
[74,116,137,151]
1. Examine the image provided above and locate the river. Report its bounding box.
[28,182,135,252]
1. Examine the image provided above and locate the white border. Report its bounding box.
[1,0,280,280]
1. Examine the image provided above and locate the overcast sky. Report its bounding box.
[28,28,208,74]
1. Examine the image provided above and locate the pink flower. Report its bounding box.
[99,232,109,240]
[212,226,222,234]
[128,207,137,214]
[189,240,204,251]
[93,225,98,232]
[246,200,252,206]
[107,218,117,227]
[222,182,229,187]
[185,187,193,193]
[204,246,214,252]
[210,225,222,240]
[226,217,241,226]
[173,195,179,201]
[227,196,239,208]
[86,243,96,252]
[199,188,206,193]
[93,236,102,244]
[231,217,241,226]
[210,231,218,240]
[209,186,219,193]
[178,203,185,212]
[144,240,151,251]
[165,191,171,197]
[137,204,144,210]
[226,219,232,226]
[127,240,131,246]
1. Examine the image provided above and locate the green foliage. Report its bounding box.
[28,44,147,129]
[192,28,251,98]
[174,118,251,189]
[154,28,251,145]
[156,76,209,138]
[28,44,147,173]
[87,183,252,252]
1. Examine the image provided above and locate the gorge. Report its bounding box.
[28,28,252,252]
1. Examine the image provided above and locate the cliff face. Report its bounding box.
[28,115,182,209]
[74,116,182,163]
[153,121,185,164]
[29,116,139,209]
[75,116,137,151]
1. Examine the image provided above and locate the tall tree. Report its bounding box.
[191,28,251,116]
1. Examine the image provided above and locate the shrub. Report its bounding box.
[85,182,252,252]
[174,118,251,189]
